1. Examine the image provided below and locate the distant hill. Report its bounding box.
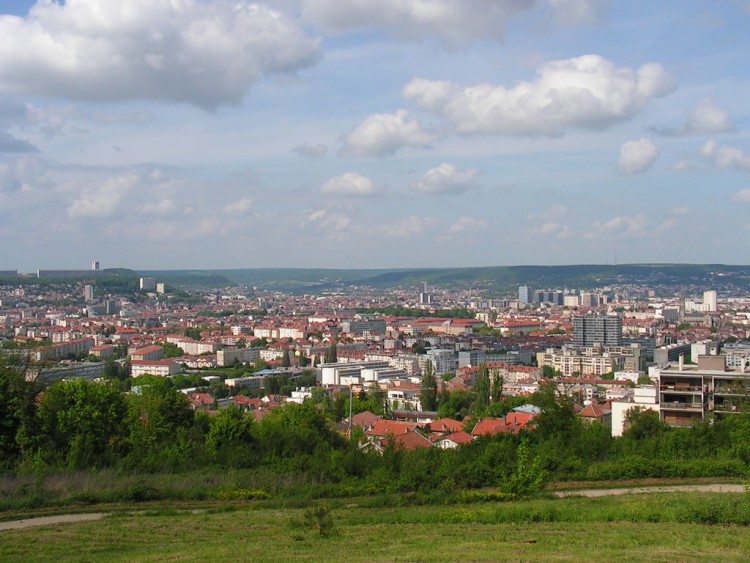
[137,264,750,294]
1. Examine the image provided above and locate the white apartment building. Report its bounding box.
[420,348,458,376]
[130,360,180,378]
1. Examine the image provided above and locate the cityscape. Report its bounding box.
[3,264,750,438]
[2,0,750,559]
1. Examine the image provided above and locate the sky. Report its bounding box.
[0,0,749,272]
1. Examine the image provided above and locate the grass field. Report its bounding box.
[2,493,750,562]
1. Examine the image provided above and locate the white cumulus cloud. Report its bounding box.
[668,206,690,215]
[224,198,253,215]
[447,216,488,235]
[701,140,750,170]
[546,0,603,25]
[413,163,477,195]
[584,214,648,240]
[292,143,328,158]
[143,199,176,215]
[731,189,750,203]
[307,208,351,231]
[658,98,734,136]
[0,1,320,109]
[403,55,675,136]
[67,173,138,219]
[291,0,601,45]
[321,172,378,197]
[340,110,438,157]
[384,215,437,238]
[297,0,533,45]
[617,138,660,174]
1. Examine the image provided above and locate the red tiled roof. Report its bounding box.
[429,418,464,434]
[366,420,417,437]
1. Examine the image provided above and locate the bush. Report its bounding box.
[457,491,517,503]
[303,504,335,537]
[217,488,271,501]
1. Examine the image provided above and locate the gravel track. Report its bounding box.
[0,513,107,531]
[554,483,746,497]
[0,484,745,530]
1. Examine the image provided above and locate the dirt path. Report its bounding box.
[554,483,746,498]
[0,513,107,531]
[0,484,745,529]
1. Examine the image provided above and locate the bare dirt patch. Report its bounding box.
[554,483,746,498]
[0,513,107,531]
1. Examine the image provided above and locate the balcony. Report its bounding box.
[659,384,705,393]
[660,401,704,412]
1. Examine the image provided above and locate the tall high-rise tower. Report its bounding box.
[518,285,530,304]
[703,290,717,312]
[572,314,622,347]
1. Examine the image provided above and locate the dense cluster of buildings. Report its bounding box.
[4,271,750,442]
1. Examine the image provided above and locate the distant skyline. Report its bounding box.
[1,1,749,271]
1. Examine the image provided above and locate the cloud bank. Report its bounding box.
[403,55,675,136]
[0,0,320,109]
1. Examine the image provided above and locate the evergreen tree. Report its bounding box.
[421,360,438,411]
[473,363,490,414]
[490,368,503,403]
[324,344,337,363]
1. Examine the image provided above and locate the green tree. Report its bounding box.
[501,439,548,497]
[0,356,39,467]
[205,405,254,466]
[163,342,185,358]
[281,348,291,368]
[437,389,473,420]
[184,327,202,340]
[421,360,438,411]
[490,368,503,403]
[621,407,668,442]
[324,344,337,363]
[33,379,129,469]
[126,378,194,459]
[473,364,490,414]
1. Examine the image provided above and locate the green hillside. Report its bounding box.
[138,264,750,293]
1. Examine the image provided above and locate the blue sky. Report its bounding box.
[0,0,749,272]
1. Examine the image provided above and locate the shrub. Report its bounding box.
[303,504,335,537]
[457,491,517,503]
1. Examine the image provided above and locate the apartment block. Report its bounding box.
[658,355,750,426]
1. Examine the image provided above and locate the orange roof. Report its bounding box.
[429,418,464,434]
[579,403,611,418]
[385,430,433,452]
[367,420,417,437]
[471,411,537,436]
